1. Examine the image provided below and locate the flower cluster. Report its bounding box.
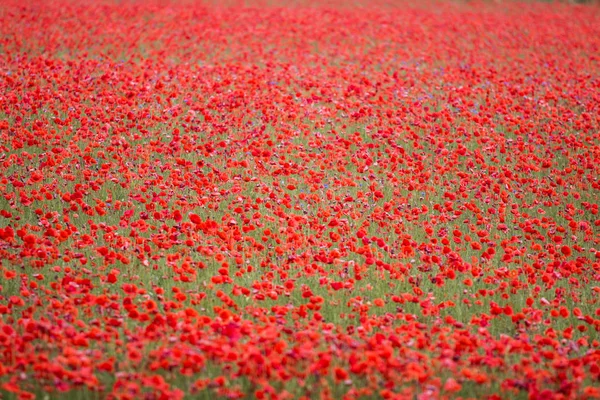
[0,0,599,399]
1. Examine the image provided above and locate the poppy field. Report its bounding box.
[1,0,600,399]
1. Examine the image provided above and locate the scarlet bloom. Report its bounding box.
[334,367,349,382]
[444,378,462,393]
[145,300,157,311]
[189,213,202,224]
